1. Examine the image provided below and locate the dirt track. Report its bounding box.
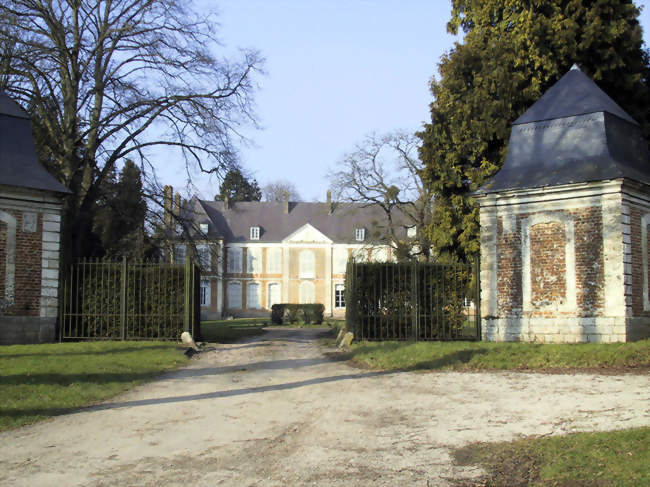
[1,327,649,486]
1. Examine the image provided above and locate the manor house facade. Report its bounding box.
[166,188,411,319]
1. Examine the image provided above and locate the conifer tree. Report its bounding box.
[216,168,262,202]
[418,0,650,262]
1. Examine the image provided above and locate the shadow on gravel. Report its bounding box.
[6,370,397,417]
[172,355,350,379]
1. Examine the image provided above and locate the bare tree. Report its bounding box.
[0,0,263,263]
[262,180,302,202]
[329,131,433,261]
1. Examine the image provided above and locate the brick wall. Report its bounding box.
[1,209,42,316]
[494,206,603,319]
[529,221,566,308]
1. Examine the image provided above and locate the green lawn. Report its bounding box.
[0,341,187,431]
[345,339,650,372]
[454,427,650,486]
[200,318,268,343]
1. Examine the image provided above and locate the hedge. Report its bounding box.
[270,303,325,325]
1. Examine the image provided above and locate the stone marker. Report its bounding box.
[338,332,354,349]
[336,328,346,345]
[181,331,199,351]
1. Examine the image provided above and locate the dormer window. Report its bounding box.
[250,226,260,240]
[407,225,417,238]
[200,223,209,234]
[355,228,365,241]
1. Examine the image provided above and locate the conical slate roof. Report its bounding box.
[513,65,638,125]
[0,90,70,194]
[478,66,650,193]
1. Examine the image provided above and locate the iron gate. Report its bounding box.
[345,260,480,341]
[59,258,201,340]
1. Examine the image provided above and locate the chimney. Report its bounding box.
[327,189,333,215]
[164,185,173,228]
[224,194,230,210]
[174,193,181,219]
[284,189,290,214]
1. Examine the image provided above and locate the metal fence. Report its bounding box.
[60,258,200,340]
[345,260,480,341]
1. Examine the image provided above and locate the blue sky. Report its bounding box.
[172,0,650,202]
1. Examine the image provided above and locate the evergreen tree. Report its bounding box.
[93,160,150,259]
[418,0,650,262]
[216,168,262,202]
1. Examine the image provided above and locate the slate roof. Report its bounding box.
[185,198,407,244]
[478,66,650,194]
[0,90,71,194]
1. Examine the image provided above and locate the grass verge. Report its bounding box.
[0,341,187,432]
[200,318,268,343]
[346,339,650,372]
[454,427,650,486]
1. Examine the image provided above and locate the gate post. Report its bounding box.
[184,257,191,334]
[120,256,127,340]
[474,257,481,340]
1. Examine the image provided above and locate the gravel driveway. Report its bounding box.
[1,327,649,486]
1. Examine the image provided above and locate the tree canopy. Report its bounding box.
[216,168,262,202]
[418,0,650,262]
[0,0,263,263]
[262,180,302,202]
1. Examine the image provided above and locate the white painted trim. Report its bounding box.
[602,194,625,316]
[282,223,332,243]
[476,179,624,209]
[521,212,576,313]
[0,210,16,306]
[479,209,497,317]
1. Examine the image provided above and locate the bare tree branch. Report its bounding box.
[329,131,434,261]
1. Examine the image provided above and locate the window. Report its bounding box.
[333,247,348,274]
[335,284,345,308]
[250,226,260,240]
[197,244,211,270]
[299,281,315,304]
[299,250,315,278]
[407,226,417,238]
[200,223,209,234]
[355,228,365,241]
[247,248,262,273]
[174,244,186,264]
[267,248,282,274]
[227,281,242,309]
[247,282,261,309]
[268,282,281,308]
[200,280,211,307]
[227,247,242,273]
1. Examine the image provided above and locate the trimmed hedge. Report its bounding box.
[270,304,325,325]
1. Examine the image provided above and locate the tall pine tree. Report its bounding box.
[216,168,262,202]
[418,0,650,262]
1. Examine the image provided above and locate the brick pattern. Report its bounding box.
[496,217,522,314]
[572,206,604,316]
[529,222,566,308]
[495,207,603,318]
[1,210,42,316]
